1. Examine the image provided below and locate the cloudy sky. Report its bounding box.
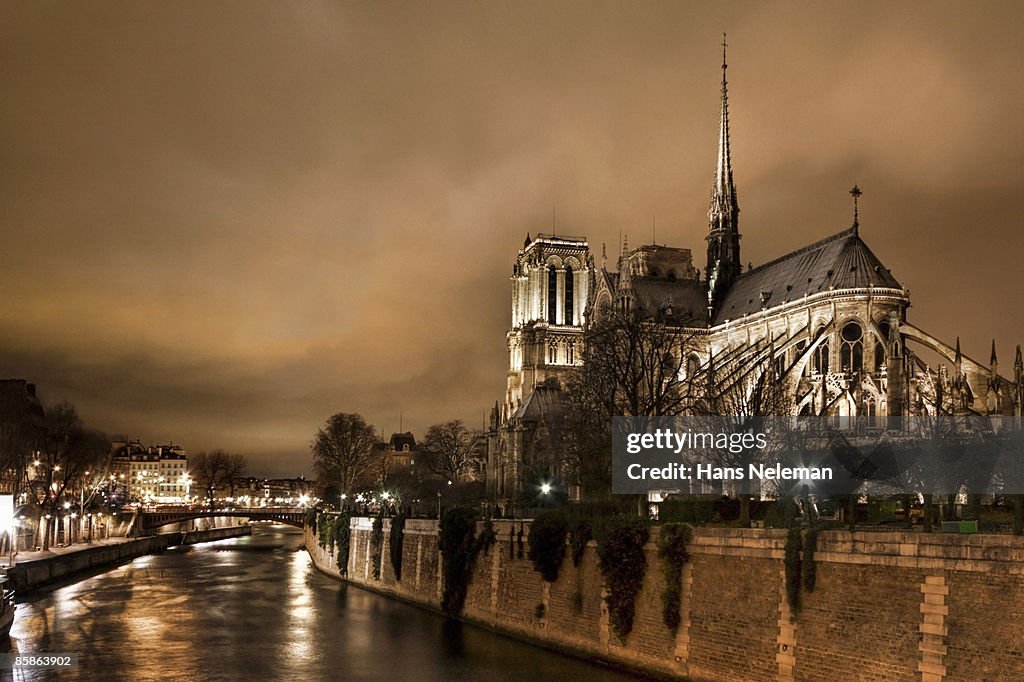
[2,2,1022,476]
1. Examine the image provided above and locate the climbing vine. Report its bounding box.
[305,508,318,531]
[316,512,352,576]
[370,514,384,580]
[568,519,593,613]
[528,511,568,583]
[784,527,803,612]
[596,517,649,639]
[439,507,488,616]
[569,520,593,567]
[389,512,407,582]
[802,526,819,593]
[657,522,693,634]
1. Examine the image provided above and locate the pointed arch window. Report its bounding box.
[686,354,701,381]
[840,322,864,374]
[548,266,557,324]
[814,340,829,374]
[565,266,574,325]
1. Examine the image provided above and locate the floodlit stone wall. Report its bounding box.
[305,519,1024,681]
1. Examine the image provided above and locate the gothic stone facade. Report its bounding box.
[485,48,1024,504]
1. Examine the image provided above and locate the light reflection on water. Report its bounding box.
[3,526,638,682]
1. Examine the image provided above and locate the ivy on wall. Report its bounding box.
[568,520,593,614]
[389,512,407,582]
[370,514,384,580]
[439,507,492,616]
[528,511,568,583]
[569,520,593,567]
[657,522,693,634]
[784,527,803,612]
[596,517,649,639]
[802,526,819,593]
[316,512,352,576]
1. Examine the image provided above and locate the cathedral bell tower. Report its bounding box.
[505,233,591,418]
[706,35,741,317]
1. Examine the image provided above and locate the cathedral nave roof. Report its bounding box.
[712,227,903,325]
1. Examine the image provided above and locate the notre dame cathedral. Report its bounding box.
[485,44,1024,505]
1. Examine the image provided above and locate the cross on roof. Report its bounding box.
[850,185,862,230]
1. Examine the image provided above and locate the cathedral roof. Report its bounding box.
[511,382,567,424]
[712,227,902,324]
[629,277,707,326]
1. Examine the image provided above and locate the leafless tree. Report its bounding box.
[192,450,248,503]
[583,307,694,418]
[25,403,110,549]
[420,420,479,483]
[311,413,378,495]
[683,335,797,523]
[563,306,695,499]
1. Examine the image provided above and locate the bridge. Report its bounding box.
[136,506,307,533]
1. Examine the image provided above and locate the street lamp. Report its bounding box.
[540,482,553,509]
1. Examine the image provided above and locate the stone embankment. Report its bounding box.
[7,524,251,591]
[306,518,1024,682]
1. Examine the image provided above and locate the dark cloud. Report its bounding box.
[2,2,1022,475]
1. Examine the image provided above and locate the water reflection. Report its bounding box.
[4,526,638,681]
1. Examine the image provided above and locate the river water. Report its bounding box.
[4,525,638,681]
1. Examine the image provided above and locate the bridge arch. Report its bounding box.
[138,508,306,533]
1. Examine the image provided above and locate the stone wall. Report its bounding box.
[304,517,1024,681]
[9,524,251,591]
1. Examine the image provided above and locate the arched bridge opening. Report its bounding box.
[137,508,307,533]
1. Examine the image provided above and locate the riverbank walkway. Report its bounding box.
[1,537,138,569]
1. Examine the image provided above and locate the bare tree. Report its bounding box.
[420,420,479,483]
[681,334,796,523]
[563,307,695,498]
[222,453,247,498]
[583,307,694,418]
[25,403,109,549]
[311,413,378,495]
[192,450,248,503]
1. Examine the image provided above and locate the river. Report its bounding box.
[4,525,639,681]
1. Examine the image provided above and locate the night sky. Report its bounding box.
[2,2,1022,476]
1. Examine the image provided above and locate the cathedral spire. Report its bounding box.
[712,34,737,208]
[706,33,742,317]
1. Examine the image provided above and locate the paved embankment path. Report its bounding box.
[4,525,251,591]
